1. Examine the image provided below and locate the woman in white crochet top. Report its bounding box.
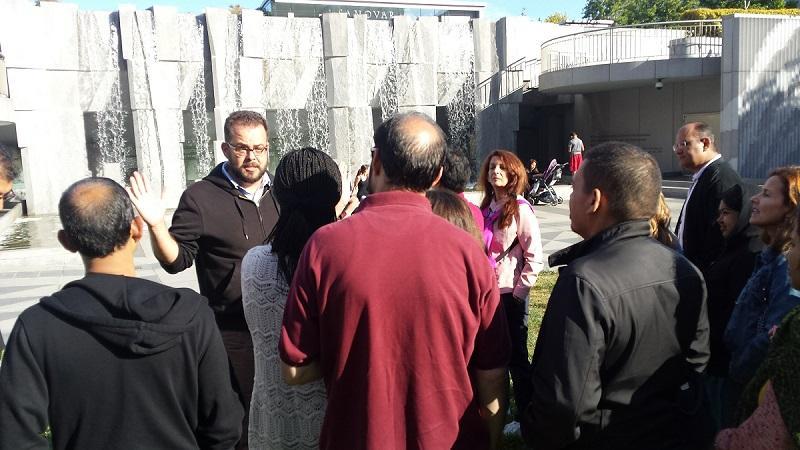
[241,147,342,449]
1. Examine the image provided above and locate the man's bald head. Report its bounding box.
[59,178,136,258]
[373,112,447,192]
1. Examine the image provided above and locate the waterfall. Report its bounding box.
[95,22,129,183]
[188,20,212,175]
[306,61,329,152]
[224,14,242,110]
[78,12,129,183]
[439,21,477,172]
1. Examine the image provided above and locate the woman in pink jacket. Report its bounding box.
[479,149,544,423]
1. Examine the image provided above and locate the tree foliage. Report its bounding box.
[697,0,785,7]
[584,0,787,23]
[544,12,569,23]
[583,0,794,25]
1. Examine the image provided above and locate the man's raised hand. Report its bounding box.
[126,171,166,228]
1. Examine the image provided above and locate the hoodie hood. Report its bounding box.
[40,273,205,356]
[721,184,756,238]
[722,183,762,252]
[204,163,242,196]
[204,162,273,196]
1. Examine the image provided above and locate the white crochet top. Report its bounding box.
[242,244,327,450]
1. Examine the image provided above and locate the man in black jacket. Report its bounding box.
[128,110,279,449]
[0,177,243,450]
[673,122,743,273]
[523,142,710,449]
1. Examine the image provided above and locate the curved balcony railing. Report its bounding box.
[541,20,723,74]
[477,57,541,107]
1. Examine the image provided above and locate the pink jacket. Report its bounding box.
[484,196,544,299]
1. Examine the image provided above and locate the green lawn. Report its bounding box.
[503,270,559,449]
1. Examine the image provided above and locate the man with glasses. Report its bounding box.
[673,122,742,273]
[128,110,278,450]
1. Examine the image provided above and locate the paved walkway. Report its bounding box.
[0,185,684,341]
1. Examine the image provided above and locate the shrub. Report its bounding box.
[682,7,800,19]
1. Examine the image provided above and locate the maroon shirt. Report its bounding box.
[280,191,510,450]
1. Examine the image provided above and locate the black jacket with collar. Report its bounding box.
[162,163,279,328]
[677,158,743,273]
[523,220,710,450]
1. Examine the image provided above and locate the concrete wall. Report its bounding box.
[575,77,721,172]
[721,14,800,179]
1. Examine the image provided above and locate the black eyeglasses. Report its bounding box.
[2,189,16,202]
[226,143,269,157]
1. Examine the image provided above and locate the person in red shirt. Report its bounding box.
[279,112,510,450]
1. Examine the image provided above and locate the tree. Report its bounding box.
[583,0,702,24]
[626,0,699,23]
[544,12,569,23]
[583,0,627,21]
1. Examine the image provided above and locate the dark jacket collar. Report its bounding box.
[203,162,273,199]
[549,219,652,267]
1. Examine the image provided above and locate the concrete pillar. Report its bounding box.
[321,13,373,179]
[0,1,90,214]
[120,7,189,207]
[721,14,800,179]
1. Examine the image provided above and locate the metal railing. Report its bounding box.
[541,20,723,73]
[477,57,541,107]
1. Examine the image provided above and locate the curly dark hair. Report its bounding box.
[0,144,18,183]
[267,147,342,282]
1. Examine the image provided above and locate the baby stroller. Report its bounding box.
[526,159,568,206]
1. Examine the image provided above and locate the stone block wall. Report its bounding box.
[0,1,89,214]
[119,6,205,207]
[0,4,504,213]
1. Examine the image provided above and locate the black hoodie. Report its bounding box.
[704,184,763,376]
[0,273,243,450]
[162,163,279,330]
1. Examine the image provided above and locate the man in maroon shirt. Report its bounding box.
[279,112,510,450]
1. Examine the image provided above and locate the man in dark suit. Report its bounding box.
[674,122,743,273]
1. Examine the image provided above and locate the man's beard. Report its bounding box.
[233,163,267,185]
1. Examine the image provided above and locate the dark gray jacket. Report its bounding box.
[523,220,710,450]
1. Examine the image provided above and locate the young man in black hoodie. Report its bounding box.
[0,177,243,450]
[128,111,279,449]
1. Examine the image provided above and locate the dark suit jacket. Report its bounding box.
[676,158,742,273]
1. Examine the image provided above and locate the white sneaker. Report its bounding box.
[503,420,521,436]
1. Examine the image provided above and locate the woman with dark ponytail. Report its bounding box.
[241,147,342,449]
